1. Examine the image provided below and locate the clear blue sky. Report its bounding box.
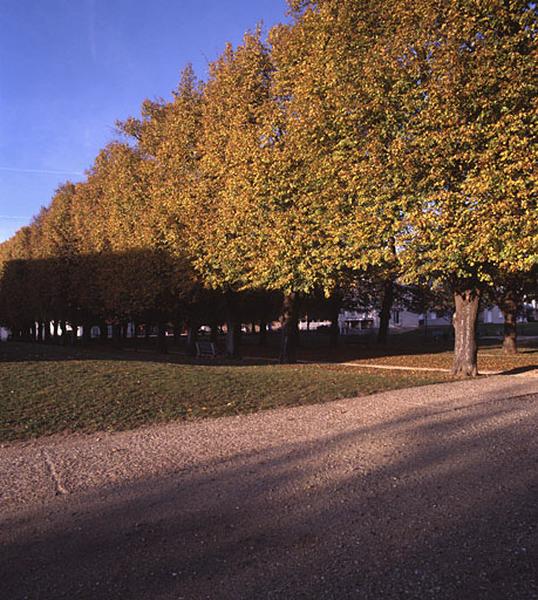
[0,0,288,242]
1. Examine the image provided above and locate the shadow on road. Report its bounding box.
[2,386,537,599]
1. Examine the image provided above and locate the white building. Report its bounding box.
[337,308,451,335]
[301,299,537,336]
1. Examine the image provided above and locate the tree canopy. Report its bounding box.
[1,0,536,371]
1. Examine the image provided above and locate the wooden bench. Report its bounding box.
[196,340,217,358]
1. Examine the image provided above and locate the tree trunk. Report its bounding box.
[36,322,43,343]
[502,310,517,355]
[44,321,52,343]
[186,321,198,356]
[225,321,242,357]
[329,294,342,348]
[209,322,219,344]
[53,320,60,342]
[173,321,182,346]
[499,291,518,355]
[70,323,78,345]
[452,288,480,377]
[60,320,67,346]
[157,322,168,354]
[377,278,395,345]
[82,322,91,344]
[279,292,300,364]
[225,292,241,358]
[132,321,140,350]
[259,320,267,346]
[112,323,122,348]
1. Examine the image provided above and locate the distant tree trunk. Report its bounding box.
[60,320,67,346]
[498,290,519,355]
[30,322,37,342]
[502,310,518,355]
[186,320,198,356]
[157,322,168,354]
[173,320,182,345]
[112,323,122,348]
[36,322,43,343]
[329,293,342,348]
[132,321,140,350]
[225,292,241,358]
[210,322,219,344]
[82,322,91,344]
[145,323,151,341]
[99,321,108,342]
[279,292,300,364]
[53,320,60,342]
[44,321,52,343]
[70,323,78,345]
[225,321,242,357]
[378,278,395,345]
[452,288,480,377]
[259,320,267,346]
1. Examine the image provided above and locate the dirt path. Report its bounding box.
[1,375,538,599]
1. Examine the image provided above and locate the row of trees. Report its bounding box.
[1,0,536,374]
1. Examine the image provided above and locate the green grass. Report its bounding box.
[345,345,538,373]
[0,342,448,442]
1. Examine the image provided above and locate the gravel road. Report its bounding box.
[1,375,537,599]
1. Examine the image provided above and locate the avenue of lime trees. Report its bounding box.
[0,0,536,375]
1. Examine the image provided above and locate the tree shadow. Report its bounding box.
[2,386,537,599]
[1,251,536,370]
[499,365,538,376]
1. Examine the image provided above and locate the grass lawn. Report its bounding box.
[345,345,538,373]
[0,342,448,443]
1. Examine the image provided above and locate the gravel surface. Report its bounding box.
[1,375,537,599]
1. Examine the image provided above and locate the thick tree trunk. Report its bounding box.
[157,322,168,354]
[452,288,480,377]
[279,292,300,364]
[377,278,395,345]
[225,292,241,358]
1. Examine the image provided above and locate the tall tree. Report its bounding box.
[396,0,537,375]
